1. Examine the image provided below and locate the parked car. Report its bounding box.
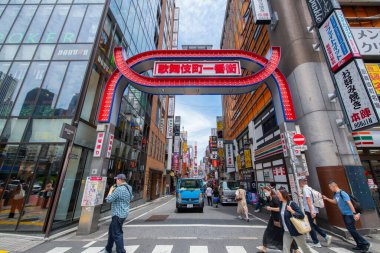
[176,178,204,213]
[219,181,240,205]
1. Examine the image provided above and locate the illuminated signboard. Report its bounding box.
[153,61,241,77]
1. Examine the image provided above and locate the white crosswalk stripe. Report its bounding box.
[329,247,355,253]
[226,246,247,253]
[45,247,71,253]
[152,245,173,253]
[81,247,103,253]
[125,245,140,253]
[190,246,208,253]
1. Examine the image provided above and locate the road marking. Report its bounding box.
[226,246,247,253]
[83,241,96,248]
[95,198,174,240]
[329,247,354,253]
[152,245,173,253]
[45,247,71,253]
[190,246,208,253]
[309,248,319,253]
[157,237,197,240]
[81,247,103,253]
[125,245,139,253]
[125,224,266,228]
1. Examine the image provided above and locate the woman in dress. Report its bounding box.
[235,185,249,222]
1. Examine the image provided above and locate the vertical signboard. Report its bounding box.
[351,28,380,58]
[225,144,234,168]
[252,0,271,24]
[106,134,114,158]
[319,12,354,72]
[366,63,380,95]
[166,118,174,138]
[173,136,180,152]
[306,0,340,28]
[335,10,360,58]
[334,60,379,130]
[168,96,175,117]
[244,149,253,168]
[94,132,105,157]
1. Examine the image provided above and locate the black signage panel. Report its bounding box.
[60,123,77,141]
[306,0,340,28]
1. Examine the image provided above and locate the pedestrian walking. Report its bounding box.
[235,185,249,222]
[213,185,219,208]
[299,178,332,248]
[323,181,370,253]
[275,189,312,253]
[101,174,134,253]
[205,185,213,206]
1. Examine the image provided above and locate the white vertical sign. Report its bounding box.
[168,97,175,117]
[106,134,114,158]
[166,118,174,138]
[94,132,105,157]
[252,0,271,24]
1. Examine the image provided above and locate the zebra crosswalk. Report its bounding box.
[41,245,354,253]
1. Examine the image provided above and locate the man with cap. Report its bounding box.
[101,174,133,253]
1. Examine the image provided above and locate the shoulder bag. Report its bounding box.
[235,190,242,201]
[289,201,311,234]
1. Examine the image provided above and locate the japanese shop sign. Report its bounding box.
[306,0,340,28]
[366,63,380,95]
[166,118,174,138]
[252,0,271,24]
[319,12,356,72]
[153,61,241,77]
[225,144,234,168]
[351,28,380,58]
[244,149,253,168]
[334,60,379,131]
[106,134,114,158]
[280,133,288,157]
[335,10,360,57]
[94,132,105,157]
[168,96,175,117]
[173,136,180,153]
[53,44,92,60]
[217,139,224,148]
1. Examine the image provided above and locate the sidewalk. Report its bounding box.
[0,195,171,253]
[247,204,380,252]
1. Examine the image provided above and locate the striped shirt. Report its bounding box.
[106,183,133,218]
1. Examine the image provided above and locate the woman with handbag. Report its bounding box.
[275,189,312,253]
[235,185,249,222]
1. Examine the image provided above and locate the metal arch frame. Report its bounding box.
[98,47,296,125]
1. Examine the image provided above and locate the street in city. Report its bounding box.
[21,196,370,253]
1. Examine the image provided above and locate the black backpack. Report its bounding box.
[340,191,363,214]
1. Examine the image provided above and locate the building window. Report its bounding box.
[262,114,277,136]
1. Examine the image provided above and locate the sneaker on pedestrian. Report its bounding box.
[324,235,332,246]
[254,209,260,213]
[352,246,362,251]
[246,218,249,222]
[238,216,242,219]
[308,242,322,248]
[98,249,111,253]
[361,243,370,253]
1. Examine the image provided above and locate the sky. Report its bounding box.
[174,0,227,158]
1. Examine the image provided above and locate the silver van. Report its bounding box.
[219,181,240,205]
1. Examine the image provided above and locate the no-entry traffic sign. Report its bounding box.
[293,134,306,146]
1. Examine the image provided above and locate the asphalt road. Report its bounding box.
[27,196,363,253]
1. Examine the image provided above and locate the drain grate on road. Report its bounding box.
[145,215,169,222]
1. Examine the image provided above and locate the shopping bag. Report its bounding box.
[290,214,311,234]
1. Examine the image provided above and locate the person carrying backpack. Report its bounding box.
[299,179,331,248]
[323,181,370,253]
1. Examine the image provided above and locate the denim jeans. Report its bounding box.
[105,216,126,253]
[305,211,327,244]
[342,215,369,249]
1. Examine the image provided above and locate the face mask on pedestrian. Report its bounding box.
[264,191,270,197]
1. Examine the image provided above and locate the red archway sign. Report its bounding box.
[293,134,306,146]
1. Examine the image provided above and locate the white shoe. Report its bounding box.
[254,209,260,213]
[308,242,322,248]
[238,216,242,219]
[325,235,332,246]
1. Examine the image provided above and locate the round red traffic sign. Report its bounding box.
[293,134,306,146]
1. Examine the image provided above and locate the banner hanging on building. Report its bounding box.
[168,97,175,117]
[244,149,253,168]
[252,0,271,24]
[225,144,234,168]
[365,63,380,95]
[334,60,379,130]
[166,118,174,138]
[351,28,380,59]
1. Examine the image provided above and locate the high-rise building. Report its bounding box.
[0,0,176,234]
[221,0,380,230]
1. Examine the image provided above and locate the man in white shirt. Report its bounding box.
[299,178,331,248]
[205,185,213,206]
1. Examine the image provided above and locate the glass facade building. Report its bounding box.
[0,0,165,233]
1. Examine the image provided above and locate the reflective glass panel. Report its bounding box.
[34,61,68,116]
[0,0,9,4]
[17,144,64,232]
[24,5,54,44]
[23,119,70,142]
[0,62,30,117]
[15,45,37,61]
[6,5,38,44]
[0,45,19,61]
[80,67,99,121]
[0,6,21,43]
[41,5,70,44]
[77,5,103,43]
[0,5,5,16]
[58,5,86,43]
[34,45,55,60]
[25,0,40,3]
[9,0,25,4]
[12,62,49,117]
[1,118,28,142]
[54,61,87,117]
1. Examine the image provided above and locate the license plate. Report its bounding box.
[227,199,231,202]
[187,204,193,208]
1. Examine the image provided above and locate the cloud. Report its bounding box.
[176,0,227,49]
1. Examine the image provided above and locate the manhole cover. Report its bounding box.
[145,215,169,222]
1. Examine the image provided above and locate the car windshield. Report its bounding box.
[180,180,202,190]
[223,182,239,190]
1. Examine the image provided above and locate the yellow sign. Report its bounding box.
[218,148,224,158]
[237,155,242,171]
[217,121,223,130]
[183,142,187,153]
[244,149,253,168]
[366,63,380,95]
